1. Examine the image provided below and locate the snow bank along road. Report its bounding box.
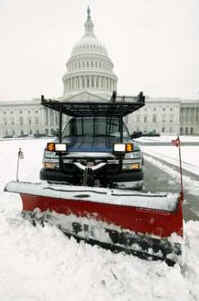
[0,138,199,301]
[139,141,199,221]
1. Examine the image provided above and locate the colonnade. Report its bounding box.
[64,75,116,92]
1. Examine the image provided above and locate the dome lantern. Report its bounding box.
[84,6,95,37]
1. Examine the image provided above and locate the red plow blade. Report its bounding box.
[4,181,183,265]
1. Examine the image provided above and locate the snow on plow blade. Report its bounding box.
[4,181,183,265]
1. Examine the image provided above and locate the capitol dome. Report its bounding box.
[62,7,118,101]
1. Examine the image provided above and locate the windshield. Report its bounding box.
[62,117,130,138]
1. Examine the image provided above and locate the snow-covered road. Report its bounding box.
[0,138,199,301]
[142,145,199,176]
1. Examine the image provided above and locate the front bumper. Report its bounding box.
[40,164,144,185]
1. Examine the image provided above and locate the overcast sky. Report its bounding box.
[0,0,198,101]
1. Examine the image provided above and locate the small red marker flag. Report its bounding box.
[171,137,180,147]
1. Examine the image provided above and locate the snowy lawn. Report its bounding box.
[0,138,199,301]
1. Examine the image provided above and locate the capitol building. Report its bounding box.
[0,8,199,137]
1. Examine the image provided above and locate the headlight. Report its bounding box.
[55,144,67,152]
[113,143,126,152]
[125,151,141,159]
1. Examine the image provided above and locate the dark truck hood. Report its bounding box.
[62,136,136,153]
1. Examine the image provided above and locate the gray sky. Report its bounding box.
[0,0,198,101]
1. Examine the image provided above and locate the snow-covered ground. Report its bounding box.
[1,138,199,301]
[137,135,199,144]
[140,140,199,197]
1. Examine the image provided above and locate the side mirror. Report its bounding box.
[131,131,142,139]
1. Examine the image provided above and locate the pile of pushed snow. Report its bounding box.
[0,196,199,301]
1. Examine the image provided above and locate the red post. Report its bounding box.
[171,136,184,202]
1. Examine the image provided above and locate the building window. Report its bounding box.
[190,127,194,134]
[144,116,147,123]
[162,127,165,133]
[20,116,23,125]
[152,114,156,122]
